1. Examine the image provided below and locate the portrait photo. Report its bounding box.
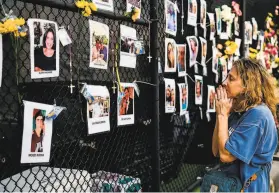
[117,83,135,126]
[207,85,216,112]
[28,19,59,79]
[208,13,216,40]
[21,101,53,164]
[120,25,137,68]
[252,18,258,40]
[187,0,197,26]
[245,21,253,45]
[165,0,177,36]
[212,46,218,74]
[221,57,228,83]
[89,20,109,69]
[195,75,203,105]
[199,37,207,66]
[215,8,222,35]
[176,44,186,77]
[234,16,240,36]
[186,36,199,67]
[200,0,206,29]
[178,83,188,115]
[165,78,176,113]
[93,0,114,12]
[165,38,176,73]
[86,85,110,135]
[127,0,141,20]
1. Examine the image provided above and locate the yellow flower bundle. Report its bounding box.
[0,17,26,37]
[224,41,238,55]
[75,0,97,17]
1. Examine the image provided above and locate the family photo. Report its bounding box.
[176,44,186,77]
[89,20,109,69]
[165,38,176,73]
[165,0,177,36]
[28,19,59,79]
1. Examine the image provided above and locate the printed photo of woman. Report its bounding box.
[165,38,176,72]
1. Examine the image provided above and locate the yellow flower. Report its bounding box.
[0,27,8,33]
[85,6,91,15]
[75,0,86,8]
[89,2,97,11]
[14,18,25,26]
[19,32,27,37]
[249,53,257,59]
[249,47,258,53]
[82,10,90,17]
[131,8,140,22]
[268,12,273,17]
[275,57,279,63]
[7,24,18,33]
[14,31,20,37]
[84,1,89,7]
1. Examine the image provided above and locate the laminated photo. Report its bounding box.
[127,0,141,20]
[186,36,199,67]
[234,16,240,36]
[187,0,197,26]
[86,85,110,135]
[195,75,203,105]
[200,0,206,29]
[245,21,252,45]
[212,46,218,74]
[165,78,176,113]
[28,19,59,79]
[165,0,177,36]
[252,18,258,40]
[117,83,135,126]
[93,0,113,12]
[120,25,137,68]
[0,34,2,87]
[176,44,186,77]
[207,85,216,113]
[215,8,222,35]
[207,13,216,40]
[178,83,188,115]
[221,57,227,83]
[20,101,54,164]
[165,38,176,73]
[199,37,207,66]
[89,20,109,69]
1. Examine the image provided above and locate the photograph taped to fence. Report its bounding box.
[127,0,141,20]
[221,57,228,83]
[165,38,176,73]
[21,101,53,164]
[186,36,198,68]
[207,85,216,112]
[212,46,218,74]
[245,21,253,45]
[165,0,177,36]
[93,0,114,12]
[207,13,216,40]
[117,83,135,126]
[234,16,240,36]
[120,25,137,68]
[178,83,188,115]
[252,18,258,40]
[200,0,206,30]
[176,44,186,77]
[215,8,222,35]
[0,34,2,87]
[165,78,176,113]
[28,19,59,79]
[86,85,110,135]
[199,37,207,66]
[195,75,203,105]
[89,20,109,69]
[187,0,197,26]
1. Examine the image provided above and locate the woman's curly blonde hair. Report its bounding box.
[232,58,279,120]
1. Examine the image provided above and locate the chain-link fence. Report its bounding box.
[0,0,241,192]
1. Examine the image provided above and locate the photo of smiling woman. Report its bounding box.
[165,38,176,73]
[28,19,59,79]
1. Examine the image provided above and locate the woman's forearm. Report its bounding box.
[212,117,219,157]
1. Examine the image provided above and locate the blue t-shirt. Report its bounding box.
[223,104,278,192]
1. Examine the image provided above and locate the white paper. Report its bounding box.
[245,21,253,45]
[89,20,109,69]
[20,101,54,164]
[93,0,114,12]
[165,78,176,113]
[220,32,229,40]
[212,46,218,74]
[185,111,190,124]
[187,0,197,26]
[58,28,72,46]
[117,83,135,126]
[207,85,216,112]
[120,25,137,68]
[221,57,227,83]
[215,8,222,35]
[195,75,203,105]
[178,83,188,115]
[199,37,207,67]
[234,16,240,36]
[165,38,176,73]
[257,33,264,51]
[28,19,60,79]
[86,85,110,135]
[235,38,241,56]
[252,18,258,40]
[0,34,2,87]
[207,13,216,40]
[165,0,177,36]
[200,0,207,29]
[228,55,233,70]
[176,44,186,77]
[127,0,141,20]
[186,36,199,68]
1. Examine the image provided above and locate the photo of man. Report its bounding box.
[119,87,134,115]
[31,109,46,152]
[88,96,109,118]
[176,44,186,76]
[207,85,216,112]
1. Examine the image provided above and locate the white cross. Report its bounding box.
[147,55,152,63]
[112,84,117,94]
[68,84,75,94]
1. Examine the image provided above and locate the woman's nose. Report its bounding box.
[222,77,228,87]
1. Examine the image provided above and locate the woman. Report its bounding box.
[167,42,175,68]
[34,28,56,71]
[190,39,197,63]
[31,110,45,152]
[212,58,278,192]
